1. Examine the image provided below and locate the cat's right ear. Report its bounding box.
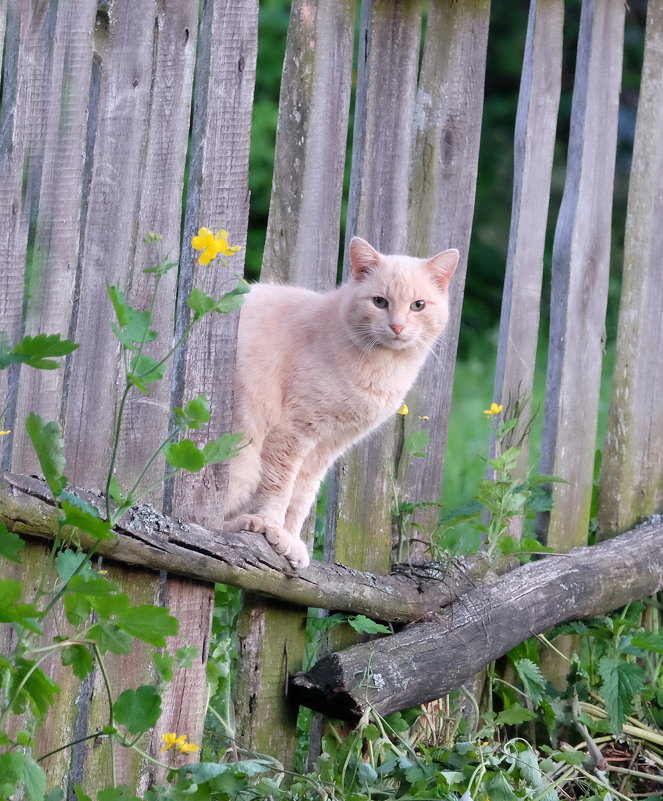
[349,237,381,280]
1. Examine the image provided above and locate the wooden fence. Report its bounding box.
[1,0,662,792]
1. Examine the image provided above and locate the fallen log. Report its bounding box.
[289,516,663,722]
[0,471,493,622]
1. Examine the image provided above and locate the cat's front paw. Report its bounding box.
[229,514,310,569]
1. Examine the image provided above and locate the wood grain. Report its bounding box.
[290,516,663,722]
[540,0,625,550]
[598,0,663,537]
[399,0,491,560]
[492,0,563,491]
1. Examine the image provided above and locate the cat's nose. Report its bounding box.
[390,323,405,335]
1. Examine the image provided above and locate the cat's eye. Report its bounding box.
[410,300,426,311]
[373,296,388,309]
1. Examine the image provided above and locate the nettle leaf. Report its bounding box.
[113,685,162,734]
[165,439,205,472]
[0,578,43,634]
[115,605,178,647]
[25,413,67,496]
[514,658,547,707]
[598,656,644,731]
[61,643,94,679]
[175,394,211,430]
[61,501,113,541]
[9,333,79,370]
[87,622,133,655]
[631,630,663,655]
[203,432,246,464]
[348,615,390,635]
[0,522,25,563]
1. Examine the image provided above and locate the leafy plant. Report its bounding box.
[0,230,245,799]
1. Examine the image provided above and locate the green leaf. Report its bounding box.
[174,394,211,430]
[74,783,93,801]
[514,658,547,706]
[0,578,43,634]
[113,685,162,734]
[165,439,205,472]
[55,550,89,584]
[154,652,174,682]
[0,752,46,801]
[0,752,24,798]
[598,656,644,731]
[631,630,663,655]
[61,501,113,541]
[90,592,130,618]
[348,615,390,635]
[68,571,118,597]
[98,786,141,801]
[25,413,67,496]
[0,522,25,563]
[45,790,65,801]
[187,287,216,319]
[175,645,198,669]
[11,658,60,716]
[61,643,95,679]
[214,283,248,314]
[9,333,79,370]
[63,592,92,626]
[484,773,518,801]
[107,286,157,349]
[87,622,133,655]
[115,605,178,647]
[128,354,164,386]
[203,432,246,464]
[494,705,537,725]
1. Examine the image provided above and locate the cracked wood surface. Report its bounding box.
[289,516,663,722]
[0,472,494,623]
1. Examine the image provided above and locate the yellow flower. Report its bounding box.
[0,430,10,436]
[397,404,409,416]
[160,732,198,752]
[483,403,503,416]
[191,227,241,265]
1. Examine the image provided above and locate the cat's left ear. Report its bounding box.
[425,248,459,291]
[349,237,381,280]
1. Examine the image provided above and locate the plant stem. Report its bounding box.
[93,643,117,787]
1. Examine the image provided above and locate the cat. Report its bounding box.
[222,237,459,569]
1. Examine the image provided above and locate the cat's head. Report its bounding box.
[343,237,459,353]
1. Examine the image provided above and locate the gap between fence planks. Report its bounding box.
[0,472,496,624]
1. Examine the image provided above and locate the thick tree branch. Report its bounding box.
[0,471,492,622]
[289,516,663,722]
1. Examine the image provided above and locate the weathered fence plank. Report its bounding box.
[540,0,625,551]
[332,0,423,573]
[167,0,258,778]
[598,0,663,537]
[492,0,563,498]
[60,0,166,790]
[399,0,492,560]
[0,1,98,789]
[234,0,356,769]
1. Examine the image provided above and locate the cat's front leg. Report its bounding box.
[228,424,314,568]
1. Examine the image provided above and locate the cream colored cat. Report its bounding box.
[223,237,459,569]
